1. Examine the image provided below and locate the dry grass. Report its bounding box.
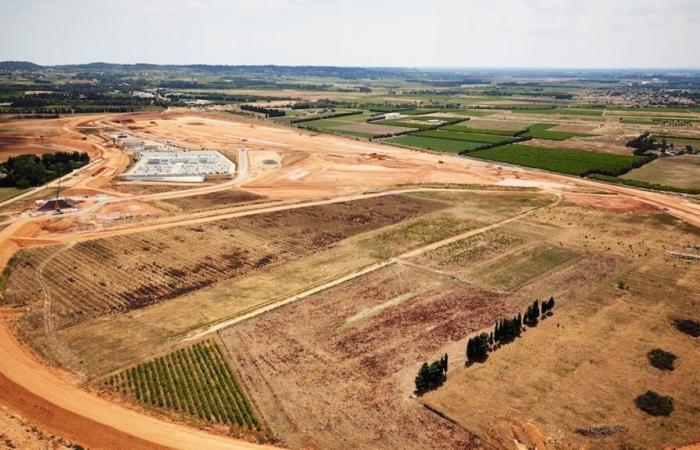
[422,206,700,450]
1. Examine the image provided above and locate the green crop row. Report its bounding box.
[412,130,517,145]
[106,340,259,429]
[511,108,603,116]
[387,135,485,154]
[440,125,525,136]
[523,123,594,141]
[469,144,649,176]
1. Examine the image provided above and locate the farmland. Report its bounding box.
[105,339,260,430]
[523,123,595,140]
[470,143,648,176]
[621,155,700,189]
[0,63,699,450]
[412,130,518,145]
[441,124,526,136]
[421,203,700,450]
[512,108,604,116]
[220,263,507,450]
[3,194,445,335]
[386,134,484,153]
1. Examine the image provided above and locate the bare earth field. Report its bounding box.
[220,263,504,450]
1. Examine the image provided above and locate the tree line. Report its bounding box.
[415,298,557,395]
[466,298,555,363]
[239,104,286,117]
[414,354,448,394]
[0,151,89,188]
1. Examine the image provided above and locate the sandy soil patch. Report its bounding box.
[563,192,660,212]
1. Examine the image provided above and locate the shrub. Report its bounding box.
[634,391,674,416]
[674,318,700,337]
[647,349,676,371]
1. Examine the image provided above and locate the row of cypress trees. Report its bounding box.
[414,354,448,394]
[467,297,556,363]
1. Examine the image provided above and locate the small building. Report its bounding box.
[37,198,77,212]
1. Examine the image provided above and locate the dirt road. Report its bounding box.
[0,110,699,449]
[186,192,562,340]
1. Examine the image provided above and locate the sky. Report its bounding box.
[1,0,699,68]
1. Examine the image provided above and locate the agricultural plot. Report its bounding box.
[331,122,414,137]
[423,225,700,449]
[4,194,446,332]
[441,124,525,136]
[466,244,579,291]
[512,108,604,116]
[162,189,264,211]
[412,130,517,145]
[53,190,551,376]
[653,134,700,148]
[524,123,595,140]
[221,263,509,450]
[470,143,647,176]
[386,135,483,153]
[620,117,699,126]
[621,155,700,190]
[298,113,399,137]
[358,216,482,259]
[105,340,259,429]
[374,119,440,130]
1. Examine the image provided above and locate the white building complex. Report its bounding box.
[122,150,236,183]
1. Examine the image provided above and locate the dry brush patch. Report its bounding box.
[161,189,265,212]
[421,208,700,450]
[4,194,446,334]
[220,263,509,450]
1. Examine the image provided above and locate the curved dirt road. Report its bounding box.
[0,316,277,450]
[1,111,699,449]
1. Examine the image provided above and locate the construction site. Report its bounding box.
[0,108,698,450]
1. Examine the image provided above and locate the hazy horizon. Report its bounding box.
[2,0,699,69]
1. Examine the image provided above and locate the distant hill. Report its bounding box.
[0,61,43,71]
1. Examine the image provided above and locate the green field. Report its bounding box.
[524,123,594,140]
[470,144,647,176]
[512,108,603,116]
[620,117,699,125]
[387,135,484,153]
[653,135,700,148]
[106,340,259,429]
[377,119,440,130]
[413,130,517,145]
[440,124,525,136]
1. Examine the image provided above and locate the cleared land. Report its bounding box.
[162,189,264,211]
[4,194,444,334]
[220,263,506,450]
[422,205,700,449]
[470,143,646,176]
[621,155,700,190]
